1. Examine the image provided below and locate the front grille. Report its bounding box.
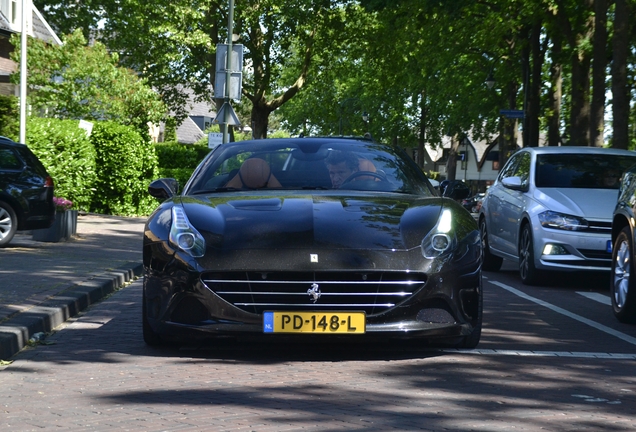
[201,271,426,316]
[585,220,612,234]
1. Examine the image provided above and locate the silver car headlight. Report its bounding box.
[169,206,206,257]
[421,208,457,259]
[538,210,589,231]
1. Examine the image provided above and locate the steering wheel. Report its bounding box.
[341,170,388,186]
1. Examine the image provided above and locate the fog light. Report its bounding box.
[543,244,568,255]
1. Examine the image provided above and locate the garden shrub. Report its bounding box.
[154,141,210,188]
[90,121,159,216]
[26,117,97,211]
[0,95,18,139]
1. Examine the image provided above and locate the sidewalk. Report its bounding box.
[0,213,146,360]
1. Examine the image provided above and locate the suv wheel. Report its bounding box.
[0,201,17,247]
[611,227,636,323]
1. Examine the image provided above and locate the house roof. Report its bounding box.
[0,6,61,45]
[176,116,205,144]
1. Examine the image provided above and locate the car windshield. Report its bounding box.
[535,153,636,190]
[185,139,433,195]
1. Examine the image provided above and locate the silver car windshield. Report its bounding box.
[535,154,636,190]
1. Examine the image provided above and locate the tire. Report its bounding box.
[519,224,542,285]
[0,201,18,247]
[611,227,636,323]
[142,289,163,346]
[480,217,503,271]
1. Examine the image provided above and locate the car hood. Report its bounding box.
[180,193,446,251]
[535,188,618,220]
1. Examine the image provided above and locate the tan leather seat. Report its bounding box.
[225,158,282,189]
[356,158,379,181]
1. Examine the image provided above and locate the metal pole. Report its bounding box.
[223,0,234,144]
[19,0,28,144]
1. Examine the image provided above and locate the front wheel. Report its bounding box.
[0,201,18,247]
[611,227,636,323]
[519,224,542,285]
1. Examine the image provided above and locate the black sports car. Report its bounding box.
[143,137,482,348]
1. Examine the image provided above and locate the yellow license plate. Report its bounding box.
[263,311,366,334]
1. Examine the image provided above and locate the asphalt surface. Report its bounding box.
[0,213,146,360]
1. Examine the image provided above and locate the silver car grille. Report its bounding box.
[585,220,612,234]
[201,271,426,315]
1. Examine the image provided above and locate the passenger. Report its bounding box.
[601,170,620,188]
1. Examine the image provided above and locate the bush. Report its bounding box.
[90,121,159,216]
[26,117,97,211]
[154,141,210,187]
[0,95,18,138]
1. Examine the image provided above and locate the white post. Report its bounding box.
[19,0,29,144]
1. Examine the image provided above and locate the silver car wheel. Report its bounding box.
[613,239,630,309]
[0,205,14,242]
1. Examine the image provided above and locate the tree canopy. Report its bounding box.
[11,29,166,136]
[35,0,636,156]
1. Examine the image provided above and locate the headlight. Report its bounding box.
[538,210,588,231]
[169,206,206,257]
[421,208,457,259]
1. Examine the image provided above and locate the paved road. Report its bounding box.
[2,215,636,430]
[0,213,145,359]
[1,277,635,431]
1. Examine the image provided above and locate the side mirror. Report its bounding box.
[148,178,179,200]
[501,176,525,191]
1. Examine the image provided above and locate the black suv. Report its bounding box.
[0,136,55,246]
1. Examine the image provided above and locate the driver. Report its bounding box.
[325,150,360,188]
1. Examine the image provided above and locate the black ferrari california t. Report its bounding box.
[143,136,482,348]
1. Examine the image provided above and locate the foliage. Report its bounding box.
[10,30,166,139]
[0,95,18,138]
[90,122,159,216]
[25,117,97,211]
[35,0,357,139]
[154,141,210,187]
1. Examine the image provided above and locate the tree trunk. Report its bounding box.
[251,101,272,139]
[500,80,520,169]
[611,0,630,149]
[446,135,459,181]
[547,34,563,146]
[528,22,543,147]
[568,3,594,147]
[417,91,427,168]
[590,0,608,147]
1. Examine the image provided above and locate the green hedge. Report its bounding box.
[26,117,97,211]
[0,95,18,139]
[90,121,159,216]
[154,142,210,188]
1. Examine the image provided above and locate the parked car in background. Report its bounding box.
[610,163,636,323]
[143,136,483,348]
[479,146,636,285]
[0,137,55,246]
[462,193,486,213]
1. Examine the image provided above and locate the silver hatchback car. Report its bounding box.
[479,146,636,285]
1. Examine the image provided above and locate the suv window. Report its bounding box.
[0,147,24,171]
